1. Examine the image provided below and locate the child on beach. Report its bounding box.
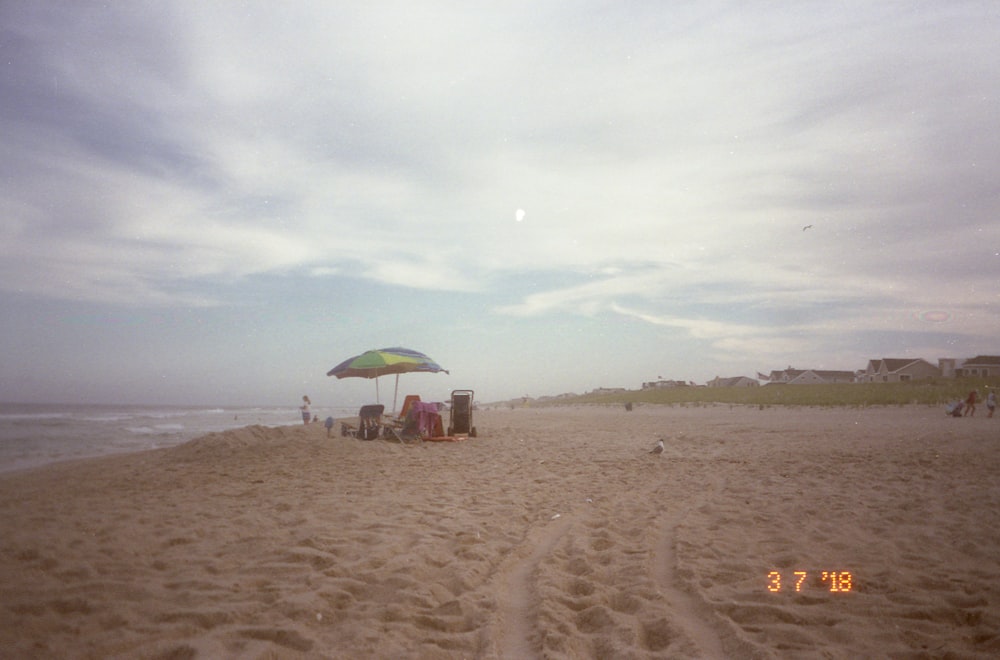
[988,390,996,418]
[963,390,977,417]
[300,395,311,424]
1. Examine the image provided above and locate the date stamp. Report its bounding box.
[767,571,853,593]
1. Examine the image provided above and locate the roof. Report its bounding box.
[711,376,755,386]
[869,358,927,373]
[769,368,853,380]
[769,369,806,378]
[811,370,855,379]
[964,355,1000,366]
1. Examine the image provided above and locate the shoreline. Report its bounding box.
[2,400,978,478]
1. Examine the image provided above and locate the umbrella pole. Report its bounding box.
[376,377,380,403]
[392,374,400,414]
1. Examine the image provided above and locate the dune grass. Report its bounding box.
[554,378,999,408]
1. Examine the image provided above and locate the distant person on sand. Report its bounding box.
[324,416,335,437]
[987,390,996,418]
[963,390,977,417]
[300,395,311,424]
[946,400,964,417]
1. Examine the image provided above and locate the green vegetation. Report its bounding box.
[556,378,1000,408]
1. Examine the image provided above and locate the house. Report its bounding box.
[707,376,759,388]
[957,355,1000,378]
[938,358,964,378]
[642,379,688,389]
[791,370,855,385]
[764,368,801,383]
[863,358,941,383]
[764,368,855,385]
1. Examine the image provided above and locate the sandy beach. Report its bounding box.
[1,405,998,658]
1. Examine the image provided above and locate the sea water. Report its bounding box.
[0,403,358,474]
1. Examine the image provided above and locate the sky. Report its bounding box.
[1,1,999,408]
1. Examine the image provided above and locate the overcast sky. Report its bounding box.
[1,1,998,408]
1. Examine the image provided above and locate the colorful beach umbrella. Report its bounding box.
[326,347,448,412]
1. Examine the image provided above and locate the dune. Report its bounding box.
[1,405,998,658]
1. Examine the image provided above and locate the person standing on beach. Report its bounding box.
[300,395,311,424]
[963,390,977,417]
[987,390,996,418]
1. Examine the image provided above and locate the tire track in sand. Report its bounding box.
[485,514,573,659]
[651,472,732,659]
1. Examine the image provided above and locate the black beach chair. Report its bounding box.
[447,390,477,437]
[341,404,385,440]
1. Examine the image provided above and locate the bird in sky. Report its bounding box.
[802,224,813,231]
[650,439,664,455]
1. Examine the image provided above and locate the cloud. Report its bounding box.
[3,2,1000,406]
[610,303,768,339]
[2,2,998,326]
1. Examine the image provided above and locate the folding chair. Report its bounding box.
[340,404,385,440]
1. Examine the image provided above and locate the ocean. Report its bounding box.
[0,403,359,474]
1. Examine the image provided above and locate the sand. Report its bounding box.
[1,404,998,659]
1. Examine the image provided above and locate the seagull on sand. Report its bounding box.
[650,439,665,455]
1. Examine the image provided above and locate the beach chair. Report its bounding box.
[383,394,421,433]
[447,390,477,438]
[340,404,385,440]
[385,406,423,444]
[398,394,420,420]
[386,401,444,443]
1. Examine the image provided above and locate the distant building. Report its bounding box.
[707,376,759,388]
[641,379,687,389]
[763,368,855,385]
[957,355,1000,378]
[938,358,964,378]
[862,358,941,383]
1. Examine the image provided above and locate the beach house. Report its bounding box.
[707,376,759,388]
[763,368,855,385]
[862,358,941,383]
[956,355,1000,377]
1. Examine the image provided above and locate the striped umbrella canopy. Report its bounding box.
[326,347,448,411]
